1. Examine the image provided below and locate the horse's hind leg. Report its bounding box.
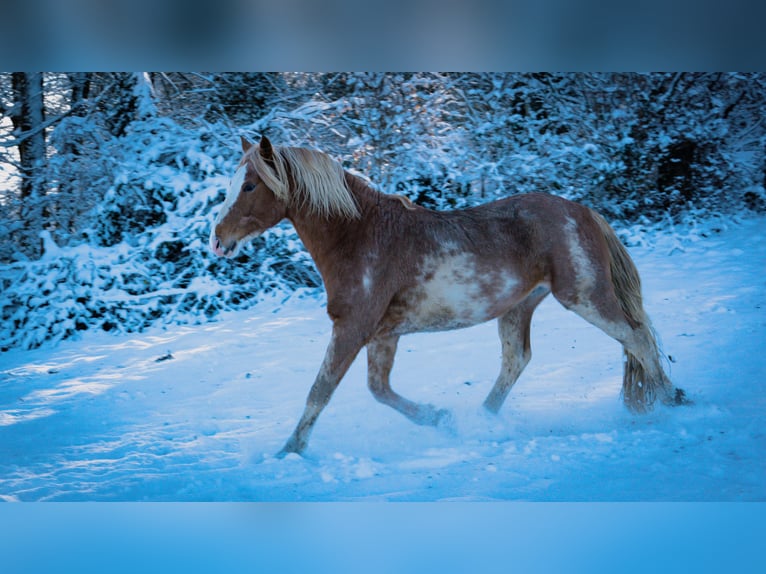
[563,299,680,411]
[367,334,451,427]
[547,210,690,412]
[550,257,682,412]
[483,286,550,413]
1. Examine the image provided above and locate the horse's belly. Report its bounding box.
[384,253,524,334]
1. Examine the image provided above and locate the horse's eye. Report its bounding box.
[242,182,256,193]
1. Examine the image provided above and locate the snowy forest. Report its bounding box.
[2,72,765,352]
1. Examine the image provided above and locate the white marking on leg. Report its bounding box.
[570,301,634,343]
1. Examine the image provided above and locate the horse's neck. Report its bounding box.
[286,172,382,277]
[344,171,383,215]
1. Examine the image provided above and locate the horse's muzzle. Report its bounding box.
[211,236,235,258]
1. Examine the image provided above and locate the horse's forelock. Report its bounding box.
[242,145,287,202]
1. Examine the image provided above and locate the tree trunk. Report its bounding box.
[10,72,46,200]
[68,72,91,115]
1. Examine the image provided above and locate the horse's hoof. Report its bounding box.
[276,448,305,460]
[277,437,306,458]
[482,400,502,415]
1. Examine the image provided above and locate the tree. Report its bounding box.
[2,72,48,259]
[0,72,163,259]
[9,72,46,201]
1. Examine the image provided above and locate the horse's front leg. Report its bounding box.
[278,323,365,456]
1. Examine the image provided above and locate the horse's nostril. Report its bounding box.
[211,236,228,257]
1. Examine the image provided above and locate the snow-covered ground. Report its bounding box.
[1,217,764,501]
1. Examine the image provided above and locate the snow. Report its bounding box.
[1,217,764,501]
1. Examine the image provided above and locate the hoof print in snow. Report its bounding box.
[155,352,174,362]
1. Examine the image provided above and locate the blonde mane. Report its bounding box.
[247,145,360,219]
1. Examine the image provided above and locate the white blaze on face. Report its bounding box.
[209,164,247,250]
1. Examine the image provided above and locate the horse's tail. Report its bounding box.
[590,211,647,330]
[590,210,686,412]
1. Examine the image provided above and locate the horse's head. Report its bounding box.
[209,135,287,258]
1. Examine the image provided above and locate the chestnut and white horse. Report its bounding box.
[210,135,688,455]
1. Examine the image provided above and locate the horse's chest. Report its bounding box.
[384,253,521,334]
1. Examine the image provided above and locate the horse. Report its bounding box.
[209,135,689,456]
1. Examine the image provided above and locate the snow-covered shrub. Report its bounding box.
[0,116,321,351]
[446,73,765,225]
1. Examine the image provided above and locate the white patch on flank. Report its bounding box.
[426,254,485,313]
[409,252,519,331]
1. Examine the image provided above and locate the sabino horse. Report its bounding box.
[210,135,688,456]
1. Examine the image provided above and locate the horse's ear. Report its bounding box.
[240,135,254,154]
[259,135,274,162]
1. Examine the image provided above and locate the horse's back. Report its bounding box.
[433,192,599,262]
[473,192,595,228]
